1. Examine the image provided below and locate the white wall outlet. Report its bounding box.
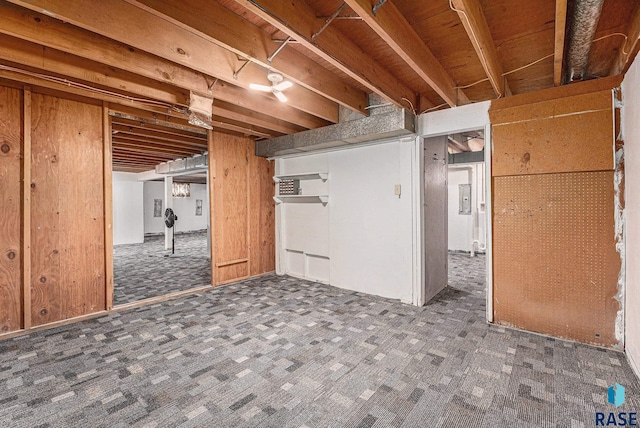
[394,184,401,197]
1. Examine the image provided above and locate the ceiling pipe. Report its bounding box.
[565,0,605,83]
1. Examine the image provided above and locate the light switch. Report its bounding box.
[394,184,401,197]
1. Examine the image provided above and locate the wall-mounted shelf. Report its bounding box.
[273,172,328,182]
[273,195,329,205]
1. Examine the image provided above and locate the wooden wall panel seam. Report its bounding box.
[103,102,114,310]
[22,86,31,330]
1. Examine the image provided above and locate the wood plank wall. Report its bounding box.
[30,94,106,326]
[208,131,275,285]
[0,83,276,338]
[0,86,23,333]
[489,76,623,348]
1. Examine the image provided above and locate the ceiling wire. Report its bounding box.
[401,97,416,115]
[592,32,629,55]
[0,63,176,109]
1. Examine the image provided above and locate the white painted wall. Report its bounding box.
[623,56,640,378]
[143,181,208,235]
[448,163,486,252]
[277,139,415,302]
[112,172,144,245]
[419,101,490,137]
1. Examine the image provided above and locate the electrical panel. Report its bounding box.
[459,184,471,215]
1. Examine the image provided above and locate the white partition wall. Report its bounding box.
[623,55,640,377]
[112,172,144,246]
[276,139,415,302]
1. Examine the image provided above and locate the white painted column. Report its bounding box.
[164,175,173,250]
[206,168,211,257]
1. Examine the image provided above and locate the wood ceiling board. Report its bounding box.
[343,0,467,106]
[480,0,555,94]
[0,3,332,128]
[129,0,368,114]
[494,30,555,95]
[610,2,640,75]
[589,0,638,77]
[479,0,555,44]
[231,0,419,108]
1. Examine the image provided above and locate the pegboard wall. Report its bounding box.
[493,172,620,346]
[489,82,621,348]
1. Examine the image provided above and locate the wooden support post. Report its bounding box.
[207,130,217,286]
[103,102,114,310]
[22,86,31,329]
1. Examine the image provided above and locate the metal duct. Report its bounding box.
[156,153,208,174]
[255,107,415,157]
[565,0,605,83]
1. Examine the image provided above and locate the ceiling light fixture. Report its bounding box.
[249,70,292,102]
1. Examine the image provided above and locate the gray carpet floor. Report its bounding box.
[113,231,211,306]
[1,254,638,427]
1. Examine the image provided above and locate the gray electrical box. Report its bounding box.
[459,184,471,215]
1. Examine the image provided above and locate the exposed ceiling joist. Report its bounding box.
[0,34,297,136]
[450,0,512,97]
[111,132,207,152]
[553,0,568,86]
[109,107,206,135]
[345,0,468,106]
[0,2,330,128]
[232,0,419,109]
[111,125,207,148]
[128,0,368,114]
[110,117,207,141]
[609,3,640,76]
[7,0,339,122]
[0,33,190,106]
[112,142,196,157]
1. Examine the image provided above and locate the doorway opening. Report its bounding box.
[446,130,487,311]
[109,114,212,306]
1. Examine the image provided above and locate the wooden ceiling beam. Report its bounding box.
[129,0,367,114]
[0,33,190,106]
[112,144,179,156]
[112,134,205,152]
[212,100,303,135]
[344,0,467,106]
[450,0,511,97]
[610,4,640,76]
[109,105,274,139]
[7,0,339,122]
[111,124,207,147]
[553,0,568,86]
[0,2,327,129]
[111,134,206,153]
[110,117,207,141]
[0,33,300,135]
[231,0,419,109]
